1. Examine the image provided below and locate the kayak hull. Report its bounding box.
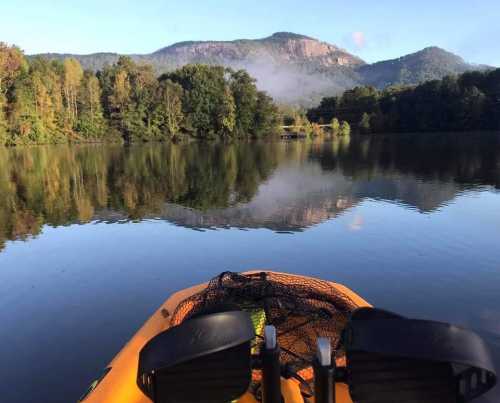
[81,271,370,403]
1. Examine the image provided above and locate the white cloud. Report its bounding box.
[352,31,366,49]
[348,215,364,231]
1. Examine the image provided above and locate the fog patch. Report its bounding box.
[229,60,359,106]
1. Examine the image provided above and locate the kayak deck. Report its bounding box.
[81,271,370,403]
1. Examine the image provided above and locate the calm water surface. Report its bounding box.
[1,134,500,402]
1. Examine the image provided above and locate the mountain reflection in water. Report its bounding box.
[1,133,499,250]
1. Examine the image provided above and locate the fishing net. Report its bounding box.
[170,271,358,397]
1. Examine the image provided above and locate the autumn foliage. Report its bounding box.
[0,43,281,145]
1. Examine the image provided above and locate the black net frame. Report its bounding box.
[170,271,359,396]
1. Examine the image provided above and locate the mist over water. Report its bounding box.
[0,133,499,402]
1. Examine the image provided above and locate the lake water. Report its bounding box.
[1,134,499,403]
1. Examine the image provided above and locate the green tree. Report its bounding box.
[154,79,184,138]
[253,92,281,138]
[100,58,131,135]
[338,86,379,126]
[340,121,351,136]
[217,86,236,136]
[165,64,233,138]
[77,71,106,138]
[331,117,340,134]
[359,112,371,134]
[230,70,258,136]
[124,63,158,141]
[62,58,84,128]
[458,86,486,130]
[307,96,338,123]
[0,94,7,144]
[101,57,159,141]
[0,43,26,144]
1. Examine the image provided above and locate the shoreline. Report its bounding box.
[2,130,499,148]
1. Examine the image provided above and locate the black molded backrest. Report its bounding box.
[137,310,255,403]
[343,308,497,403]
[347,351,455,402]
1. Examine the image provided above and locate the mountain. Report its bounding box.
[356,46,488,89]
[32,33,490,105]
[34,32,365,104]
[150,32,364,68]
[37,32,363,70]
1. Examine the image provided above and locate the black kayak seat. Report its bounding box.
[342,307,497,403]
[137,310,255,403]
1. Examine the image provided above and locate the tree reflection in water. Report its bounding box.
[0,133,499,250]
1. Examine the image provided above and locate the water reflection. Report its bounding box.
[0,133,499,250]
[1,134,500,403]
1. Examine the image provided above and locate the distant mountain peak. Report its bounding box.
[357,46,482,89]
[146,31,364,70]
[420,46,446,52]
[265,32,316,41]
[412,46,464,60]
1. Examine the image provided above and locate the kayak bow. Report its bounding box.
[79,271,496,403]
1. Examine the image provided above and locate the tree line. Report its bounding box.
[0,43,281,145]
[307,68,500,134]
[280,106,351,138]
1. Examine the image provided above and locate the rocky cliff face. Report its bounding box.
[269,37,360,66]
[148,32,364,69]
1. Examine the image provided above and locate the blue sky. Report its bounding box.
[1,0,499,65]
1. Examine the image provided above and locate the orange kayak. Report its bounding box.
[79,271,370,403]
[78,271,496,403]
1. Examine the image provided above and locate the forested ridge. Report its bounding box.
[307,68,500,134]
[2,41,498,145]
[35,32,487,105]
[0,43,281,145]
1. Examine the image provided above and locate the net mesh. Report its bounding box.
[170,271,358,396]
